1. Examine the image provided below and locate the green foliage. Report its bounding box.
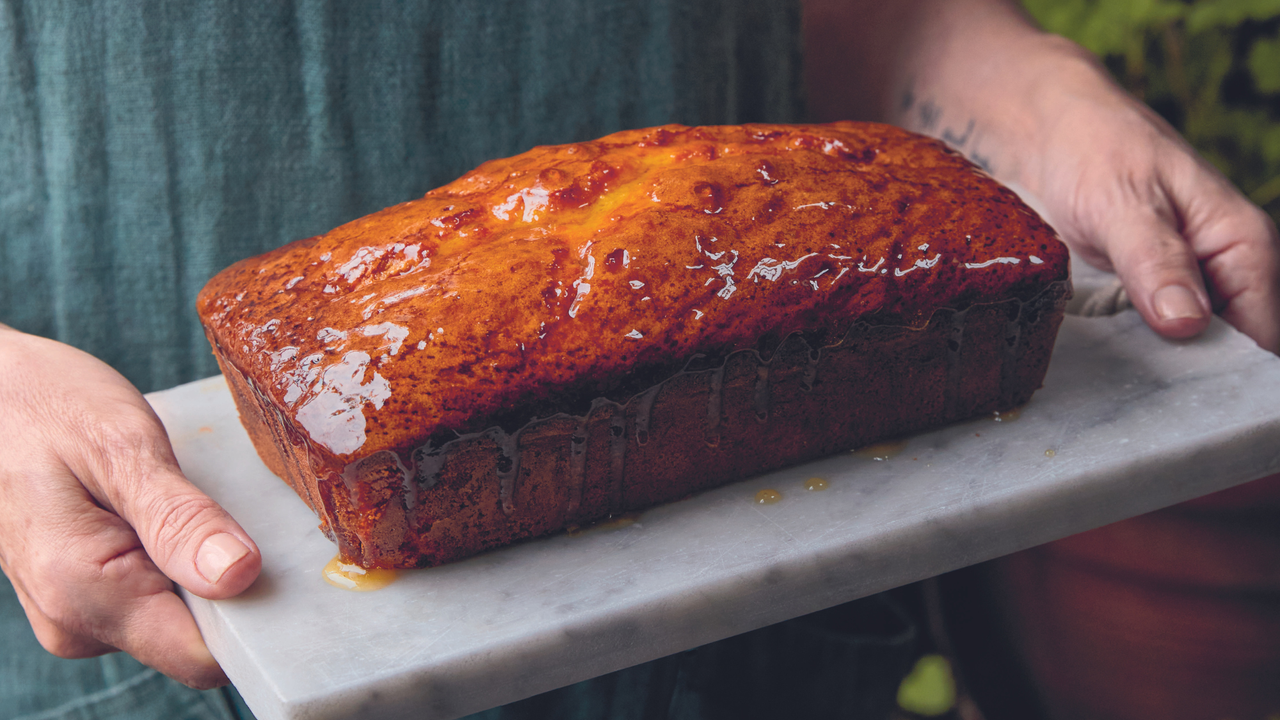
[896,654,957,717]
[1025,0,1185,56]
[1250,34,1280,91]
[1021,0,1280,219]
[1185,0,1280,32]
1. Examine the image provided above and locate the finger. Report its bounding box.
[6,574,117,658]
[111,461,262,600]
[1136,139,1280,352]
[61,404,262,600]
[101,549,231,689]
[1202,236,1280,354]
[3,470,230,687]
[1103,203,1212,340]
[1180,189,1280,354]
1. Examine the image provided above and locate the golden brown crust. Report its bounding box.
[197,122,1070,568]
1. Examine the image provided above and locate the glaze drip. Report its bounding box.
[392,451,415,510]
[608,405,628,513]
[492,428,524,516]
[635,385,660,445]
[800,348,820,392]
[412,445,448,491]
[341,449,411,510]
[1000,303,1025,407]
[753,361,771,422]
[943,307,969,418]
[568,414,590,514]
[705,366,725,446]
[323,555,398,591]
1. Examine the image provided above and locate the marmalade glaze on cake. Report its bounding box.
[198,122,1071,568]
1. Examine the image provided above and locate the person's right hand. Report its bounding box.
[0,324,261,689]
[803,0,1280,355]
[1011,41,1280,355]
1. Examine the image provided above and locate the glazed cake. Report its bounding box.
[197,122,1071,568]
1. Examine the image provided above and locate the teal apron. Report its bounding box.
[0,2,915,717]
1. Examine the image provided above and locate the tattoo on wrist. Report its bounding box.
[942,119,974,148]
[898,80,993,173]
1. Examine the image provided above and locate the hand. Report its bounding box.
[1015,41,1280,353]
[803,0,1280,354]
[0,324,261,689]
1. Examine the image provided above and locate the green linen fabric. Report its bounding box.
[0,571,251,720]
[0,0,805,394]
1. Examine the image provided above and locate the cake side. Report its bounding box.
[223,285,1066,568]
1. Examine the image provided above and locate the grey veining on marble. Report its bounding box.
[148,310,1280,720]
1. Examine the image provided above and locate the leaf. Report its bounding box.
[1252,173,1280,207]
[1023,0,1185,56]
[1186,0,1280,33]
[1188,32,1236,109]
[1249,35,1280,93]
[897,654,957,717]
[1263,122,1280,165]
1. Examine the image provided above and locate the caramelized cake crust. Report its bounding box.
[198,122,1070,568]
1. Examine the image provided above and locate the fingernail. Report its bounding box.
[197,533,250,583]
[1153,285,1205,322]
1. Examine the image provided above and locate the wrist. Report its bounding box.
[1010,35,1149,197]
[888,16,1122,193]
[885,10,1062,178]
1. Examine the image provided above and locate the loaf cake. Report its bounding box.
[197,122,1070,569]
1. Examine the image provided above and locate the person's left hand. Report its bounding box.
[0,325,262,689]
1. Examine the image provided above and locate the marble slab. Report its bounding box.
[149,309,1280,720]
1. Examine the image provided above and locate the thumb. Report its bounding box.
[119,463,262,599]
[1103,205,1212,341]
[75,411,262,599]
[50,366,263,598]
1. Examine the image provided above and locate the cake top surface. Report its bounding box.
[198,122,1069,461]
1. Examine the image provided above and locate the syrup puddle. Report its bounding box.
[323,556,399,591]
[567,512,641,536]
[992,406,1023,423]
[755,488,783,505]
[804,476,829,492]
[853,440,908,461]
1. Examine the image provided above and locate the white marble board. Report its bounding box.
[148,298,1280,720]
